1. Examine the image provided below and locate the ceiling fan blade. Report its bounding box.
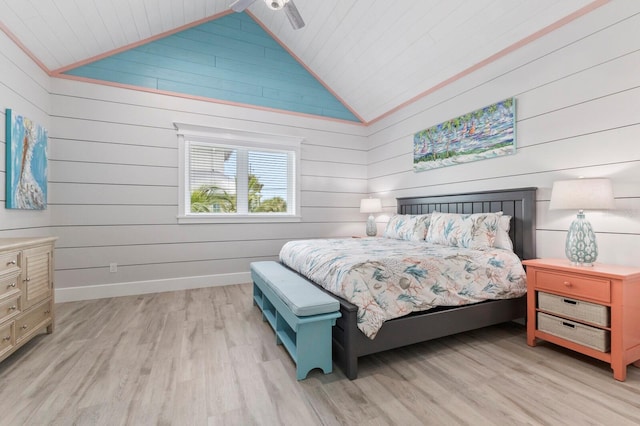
[283,0,305,30]
[230,0,257,12]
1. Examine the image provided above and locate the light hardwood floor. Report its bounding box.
[1,283,639,425]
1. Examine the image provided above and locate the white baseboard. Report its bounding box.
[55,272,252,303]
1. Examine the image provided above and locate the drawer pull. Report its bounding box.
[563,281,572,287]
[22,324,28,330]
[6,260,16,266]
[9,305,17,311]
[7,282,16,288]
[561,321,576,329]
[23,278,31,282]
[44,310,50,314]
[562,298,577,305]
[2,336,10,342]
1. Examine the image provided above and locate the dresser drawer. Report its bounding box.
[538,292,610,327]
[535,271,610,303]
[0,321,14,358]
[0,274,20,300]
[15,300,52,342]
[538,312,610,352]
[0,252,20,276]
[0,296,21,323]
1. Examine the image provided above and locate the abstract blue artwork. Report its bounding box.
[413,98,516,172]
[5,109,48,209]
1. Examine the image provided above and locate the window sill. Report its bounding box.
[177,214,302,224]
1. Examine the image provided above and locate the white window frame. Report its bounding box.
[175,123,302,224]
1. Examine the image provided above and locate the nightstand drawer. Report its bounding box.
[535,271,610,303]
[538,292,610,327]
[0,252,20,276]
[15,300,51,342]
[0,321,14,358]
[538,312,610,352]
[0,296,21,323]
[0,274,20,300]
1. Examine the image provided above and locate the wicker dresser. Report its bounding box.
[524,258,640,381]
[0,237,56,364]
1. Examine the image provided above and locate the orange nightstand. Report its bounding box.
[523,258,640,381]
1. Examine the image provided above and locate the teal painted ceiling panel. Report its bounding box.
[63,13,360,122]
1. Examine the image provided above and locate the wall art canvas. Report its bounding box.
[413,97,516,172]
[5,109,48,209]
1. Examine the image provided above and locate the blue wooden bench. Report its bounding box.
[250,261,341,380]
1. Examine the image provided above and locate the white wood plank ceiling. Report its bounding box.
[0,0,599,123]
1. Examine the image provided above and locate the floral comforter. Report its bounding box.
[279,238,527,339]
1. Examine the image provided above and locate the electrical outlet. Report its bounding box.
[109,263,117,273]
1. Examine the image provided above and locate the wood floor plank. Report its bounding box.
[1,282,639,425]
[259,359,321,426]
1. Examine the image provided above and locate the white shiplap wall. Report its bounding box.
[0,30,51,236]
[365,1,640,268]
[48,80,368,301]
[2,1,639,302]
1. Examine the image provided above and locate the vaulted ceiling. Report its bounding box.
[0,0,604,124]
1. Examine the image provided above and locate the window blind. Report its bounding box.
[187,142,295,215]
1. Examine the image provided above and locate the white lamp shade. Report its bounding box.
[549,178,614,211]
[360,198,382,213]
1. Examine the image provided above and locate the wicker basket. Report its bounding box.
[537,312,610,352]
[538,292,610,327]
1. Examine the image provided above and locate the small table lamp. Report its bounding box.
[360,198,382,236]
[549,178,614,266]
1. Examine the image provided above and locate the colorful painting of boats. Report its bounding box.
[413,97,516,172]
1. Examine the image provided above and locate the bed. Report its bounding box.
[281,187,536,379]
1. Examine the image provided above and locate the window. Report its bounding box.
[176,123,301,223]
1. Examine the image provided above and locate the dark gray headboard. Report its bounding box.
[396,187,537,260]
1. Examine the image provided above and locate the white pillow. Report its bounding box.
[495,214,514,252]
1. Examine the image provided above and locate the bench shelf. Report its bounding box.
[251,261,341,380]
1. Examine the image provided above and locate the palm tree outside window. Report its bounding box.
[187,143,294,215]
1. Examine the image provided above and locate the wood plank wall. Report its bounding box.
[2,1,639,300]
[62,13,360,122]
[0,26,368,298]
[0,30,52,236]
[47,79,368,297]
[365,2,640,267]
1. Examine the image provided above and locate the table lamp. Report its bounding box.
[549,178,614,266]
[360,198,382,237]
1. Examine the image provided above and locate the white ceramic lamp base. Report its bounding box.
[365,214,377,236]
[565,210,598,266]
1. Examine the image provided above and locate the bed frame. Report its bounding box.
[331,187,537,379]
